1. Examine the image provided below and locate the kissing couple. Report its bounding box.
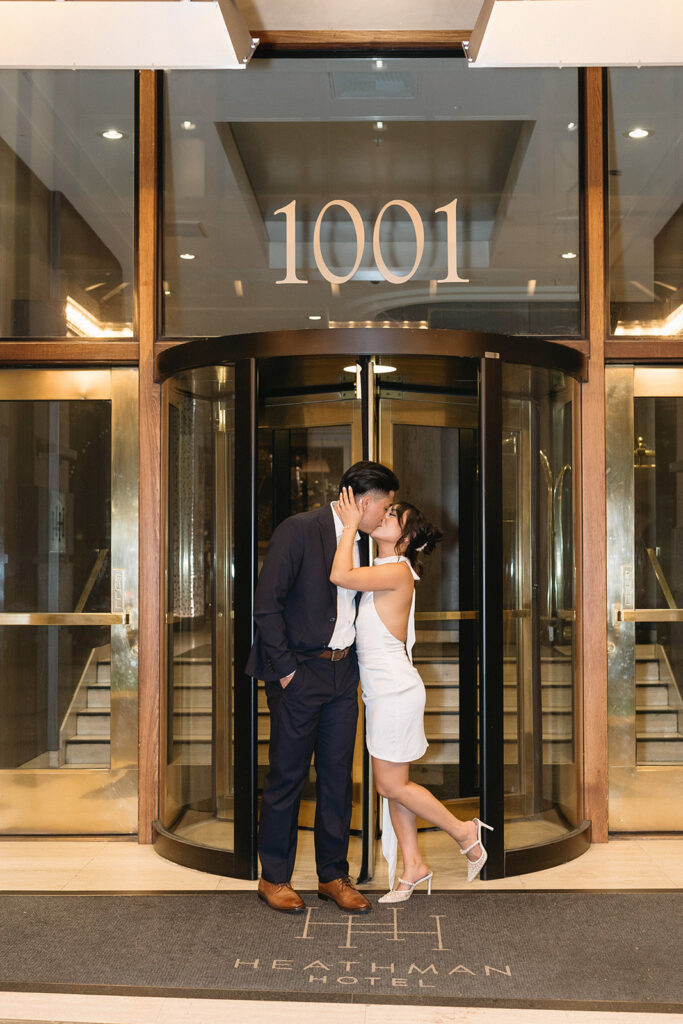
[246,460,492,913]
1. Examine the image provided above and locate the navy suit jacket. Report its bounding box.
[246,504,361,682]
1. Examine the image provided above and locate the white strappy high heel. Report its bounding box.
[460,818,494,882]
[378,871,433,903]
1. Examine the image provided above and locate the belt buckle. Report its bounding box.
[330,648,344,662]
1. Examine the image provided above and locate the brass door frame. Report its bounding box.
[0,369,139,834]
[607,366,683,831]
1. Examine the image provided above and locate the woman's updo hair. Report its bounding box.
[393,501,443,574]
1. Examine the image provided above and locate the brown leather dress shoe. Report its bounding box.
[257,877,305,914]
[318,876,371,913]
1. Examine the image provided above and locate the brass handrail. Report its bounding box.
[616,608,683,623]
[645,548,678,610]
[0,612,128,626]
[414,609,531,621]
[74,548,109,613]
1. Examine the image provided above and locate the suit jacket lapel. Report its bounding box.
[319,505,338,600]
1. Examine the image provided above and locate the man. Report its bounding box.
[246,460,399,914]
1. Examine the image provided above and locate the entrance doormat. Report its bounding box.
[0,891,681,1011]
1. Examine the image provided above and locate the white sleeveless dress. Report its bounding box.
[355,554,428,886]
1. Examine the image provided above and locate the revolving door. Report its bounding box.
[154,330,589,880]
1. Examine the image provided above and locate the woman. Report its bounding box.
[330,486,492,902]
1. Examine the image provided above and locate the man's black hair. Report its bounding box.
[338,461,399,496]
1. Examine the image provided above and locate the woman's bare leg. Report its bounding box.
[386,796,430,890]
[373,756,482,864]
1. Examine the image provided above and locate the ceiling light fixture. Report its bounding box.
[181,121,196,131]
[308,314,323,321]
[179,252,196,260]
[626,127,651,139]
[100,129,125,141]
[561,251,577,260]
[373,58,385,69]
[374,120,385,130]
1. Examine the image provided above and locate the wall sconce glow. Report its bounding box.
[100,129,125,141]
[181,121,196,131]
[561,251,577,260]
[567,122,577,131]
[626,127,651,139]
[65,297,133,338]
[308,314,323,321]
[179,252,196,260]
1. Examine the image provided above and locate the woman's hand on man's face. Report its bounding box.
[337,486,363,530]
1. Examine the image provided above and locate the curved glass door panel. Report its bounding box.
[255,357,362,838]
[162,365,236,855]
[501,364,579,851]
[375,357,480,818]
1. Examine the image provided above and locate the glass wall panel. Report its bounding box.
[0,398,111,768]
[608,68,683,337]
[162,60,580,338]
[633,394,683,765]
[0,72,135,338]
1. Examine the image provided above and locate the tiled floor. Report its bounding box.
[0,835,680,1024]
[0,832,680,891]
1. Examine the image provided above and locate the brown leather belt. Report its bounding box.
[318,644,353,662]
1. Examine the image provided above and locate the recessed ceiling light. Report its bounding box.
[561,251,577,260]
[308,314,322,321]
[100,129,126,141]
[181,120,196,131]
[567,121,578,131]
[179,252,196,260]
[626,127,651,140]
[374,364,397,374]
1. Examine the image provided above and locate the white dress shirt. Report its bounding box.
[328,502,360,649]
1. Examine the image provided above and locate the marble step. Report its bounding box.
[75,709,111,736]
[636,682,673,707]
[637,733,683,762]
[96,661,111,684]
[64,737,110,765]
[636,707,682,733]
[86,683,111,709]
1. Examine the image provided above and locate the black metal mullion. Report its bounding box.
[458,427,478,798]
[479,355,505,879]
[357,355,374,885]
[234,358,259,878]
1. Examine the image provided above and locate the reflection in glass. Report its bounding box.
[608,69,683,337]
[163,61,580,338]
[0,400,111,767]
[0,71,135,338]
[633,396,683,764]
[502,364,577,847]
